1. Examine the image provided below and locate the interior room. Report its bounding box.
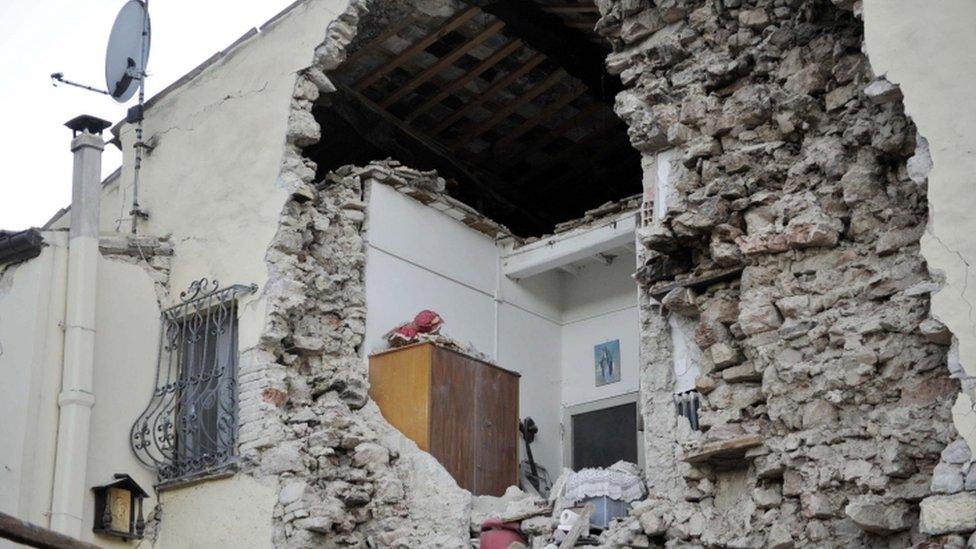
[299,0,646,496]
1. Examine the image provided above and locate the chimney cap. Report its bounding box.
[65,115,112,137]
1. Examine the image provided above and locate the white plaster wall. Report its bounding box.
[363,184,642,476]
[16,0,353,543]
[0,237,67,527]
[80,258,160,547]
[364,182,498,355]
[115,0,350,349]
[561,253,641,407]
[364,183,566,474]
[154,476,277,549]
[496,300,563,479]
[863,1,976,445]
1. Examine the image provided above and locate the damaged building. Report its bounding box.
[2,0,976,547]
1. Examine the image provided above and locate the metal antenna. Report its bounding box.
[51,0,152,234]
[50,73,110,95]
[130,0,150,234]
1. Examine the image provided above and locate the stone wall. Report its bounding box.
[596,0,960,545]
[234,2,471,546]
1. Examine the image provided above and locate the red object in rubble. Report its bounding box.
[391,323,418,345]
[479,519,525,549]
[413,310,444,333]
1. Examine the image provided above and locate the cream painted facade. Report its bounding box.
[863,1,976,450]
[1,1,350,546]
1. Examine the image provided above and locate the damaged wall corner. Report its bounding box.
[597,0,961,545]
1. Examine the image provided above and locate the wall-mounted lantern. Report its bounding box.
[91,474,148,540]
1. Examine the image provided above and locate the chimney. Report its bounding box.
[49,114,110,537]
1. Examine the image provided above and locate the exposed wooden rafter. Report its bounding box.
[452,70,567,150]
[492,83,586,151]
[332,83,554,231]
[502,102,603,165]
[354,7,480,91]
[379,19,506,109]
[430,52,546,137]
[471,0,621,104]
[405,38,523,123]
[539,4,600,14]
[343,15,419,68]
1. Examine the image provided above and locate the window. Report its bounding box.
[563,393,644,471]
[131,278,256,484]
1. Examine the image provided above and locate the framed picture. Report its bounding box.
[594,339,621,386]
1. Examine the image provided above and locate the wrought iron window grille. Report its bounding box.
[130,278,257,483]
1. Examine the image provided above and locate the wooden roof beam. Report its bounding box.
[343,15,419,68]
[492,83,587,151]
[540,4,601,14]
[405,38,523,124]
[452,70,567,150]
[430,52,546,137]
[379,19,506,109]
[501,102,603,166]
[354,6,480,91]
[331,83,554,232]
[472,0,621,105]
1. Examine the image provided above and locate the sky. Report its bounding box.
[0,0,299,231]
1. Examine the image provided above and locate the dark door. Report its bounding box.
[571,402,638,470]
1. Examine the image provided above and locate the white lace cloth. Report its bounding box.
[563,462,645,502]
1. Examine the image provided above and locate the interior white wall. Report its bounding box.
[560,253,641,407]
[364,182,498,355]
[364,184,641,480]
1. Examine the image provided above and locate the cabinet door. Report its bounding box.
[474,366,519,496]
[429,347,477,492]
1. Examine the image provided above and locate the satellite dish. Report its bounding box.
[105,0,151,103]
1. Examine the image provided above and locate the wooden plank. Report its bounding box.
[368,344,432,450]
[682,434,764,465]
[502,102,603,165]
[430,52,546,137]
[0,511,100,549]
[563,20,598,30]
[452,70,567,150]
[332,83,555,231]
[343,15,419,68]
[474,362,520,496]
[405,38,523,123]
[430,346,478,492]
[558,504,594,549]
[493,83,587,150]
[354,6,480,91]
[540,4,601,14]
[479,0,621,104]
[380,19,506,109]
[647,266,745,299]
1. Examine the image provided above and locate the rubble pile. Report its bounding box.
[237,2,472,546]
[552,195,642,235]
[596,0,959,545]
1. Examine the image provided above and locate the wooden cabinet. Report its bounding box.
[368,342,520,496]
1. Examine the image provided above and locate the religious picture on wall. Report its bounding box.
[594,339,621,386]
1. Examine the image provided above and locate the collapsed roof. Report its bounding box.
[306,0,642,236]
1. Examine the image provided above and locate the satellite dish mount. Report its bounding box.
[51,0,152,234]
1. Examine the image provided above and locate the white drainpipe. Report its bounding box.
[49,118,107,537]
